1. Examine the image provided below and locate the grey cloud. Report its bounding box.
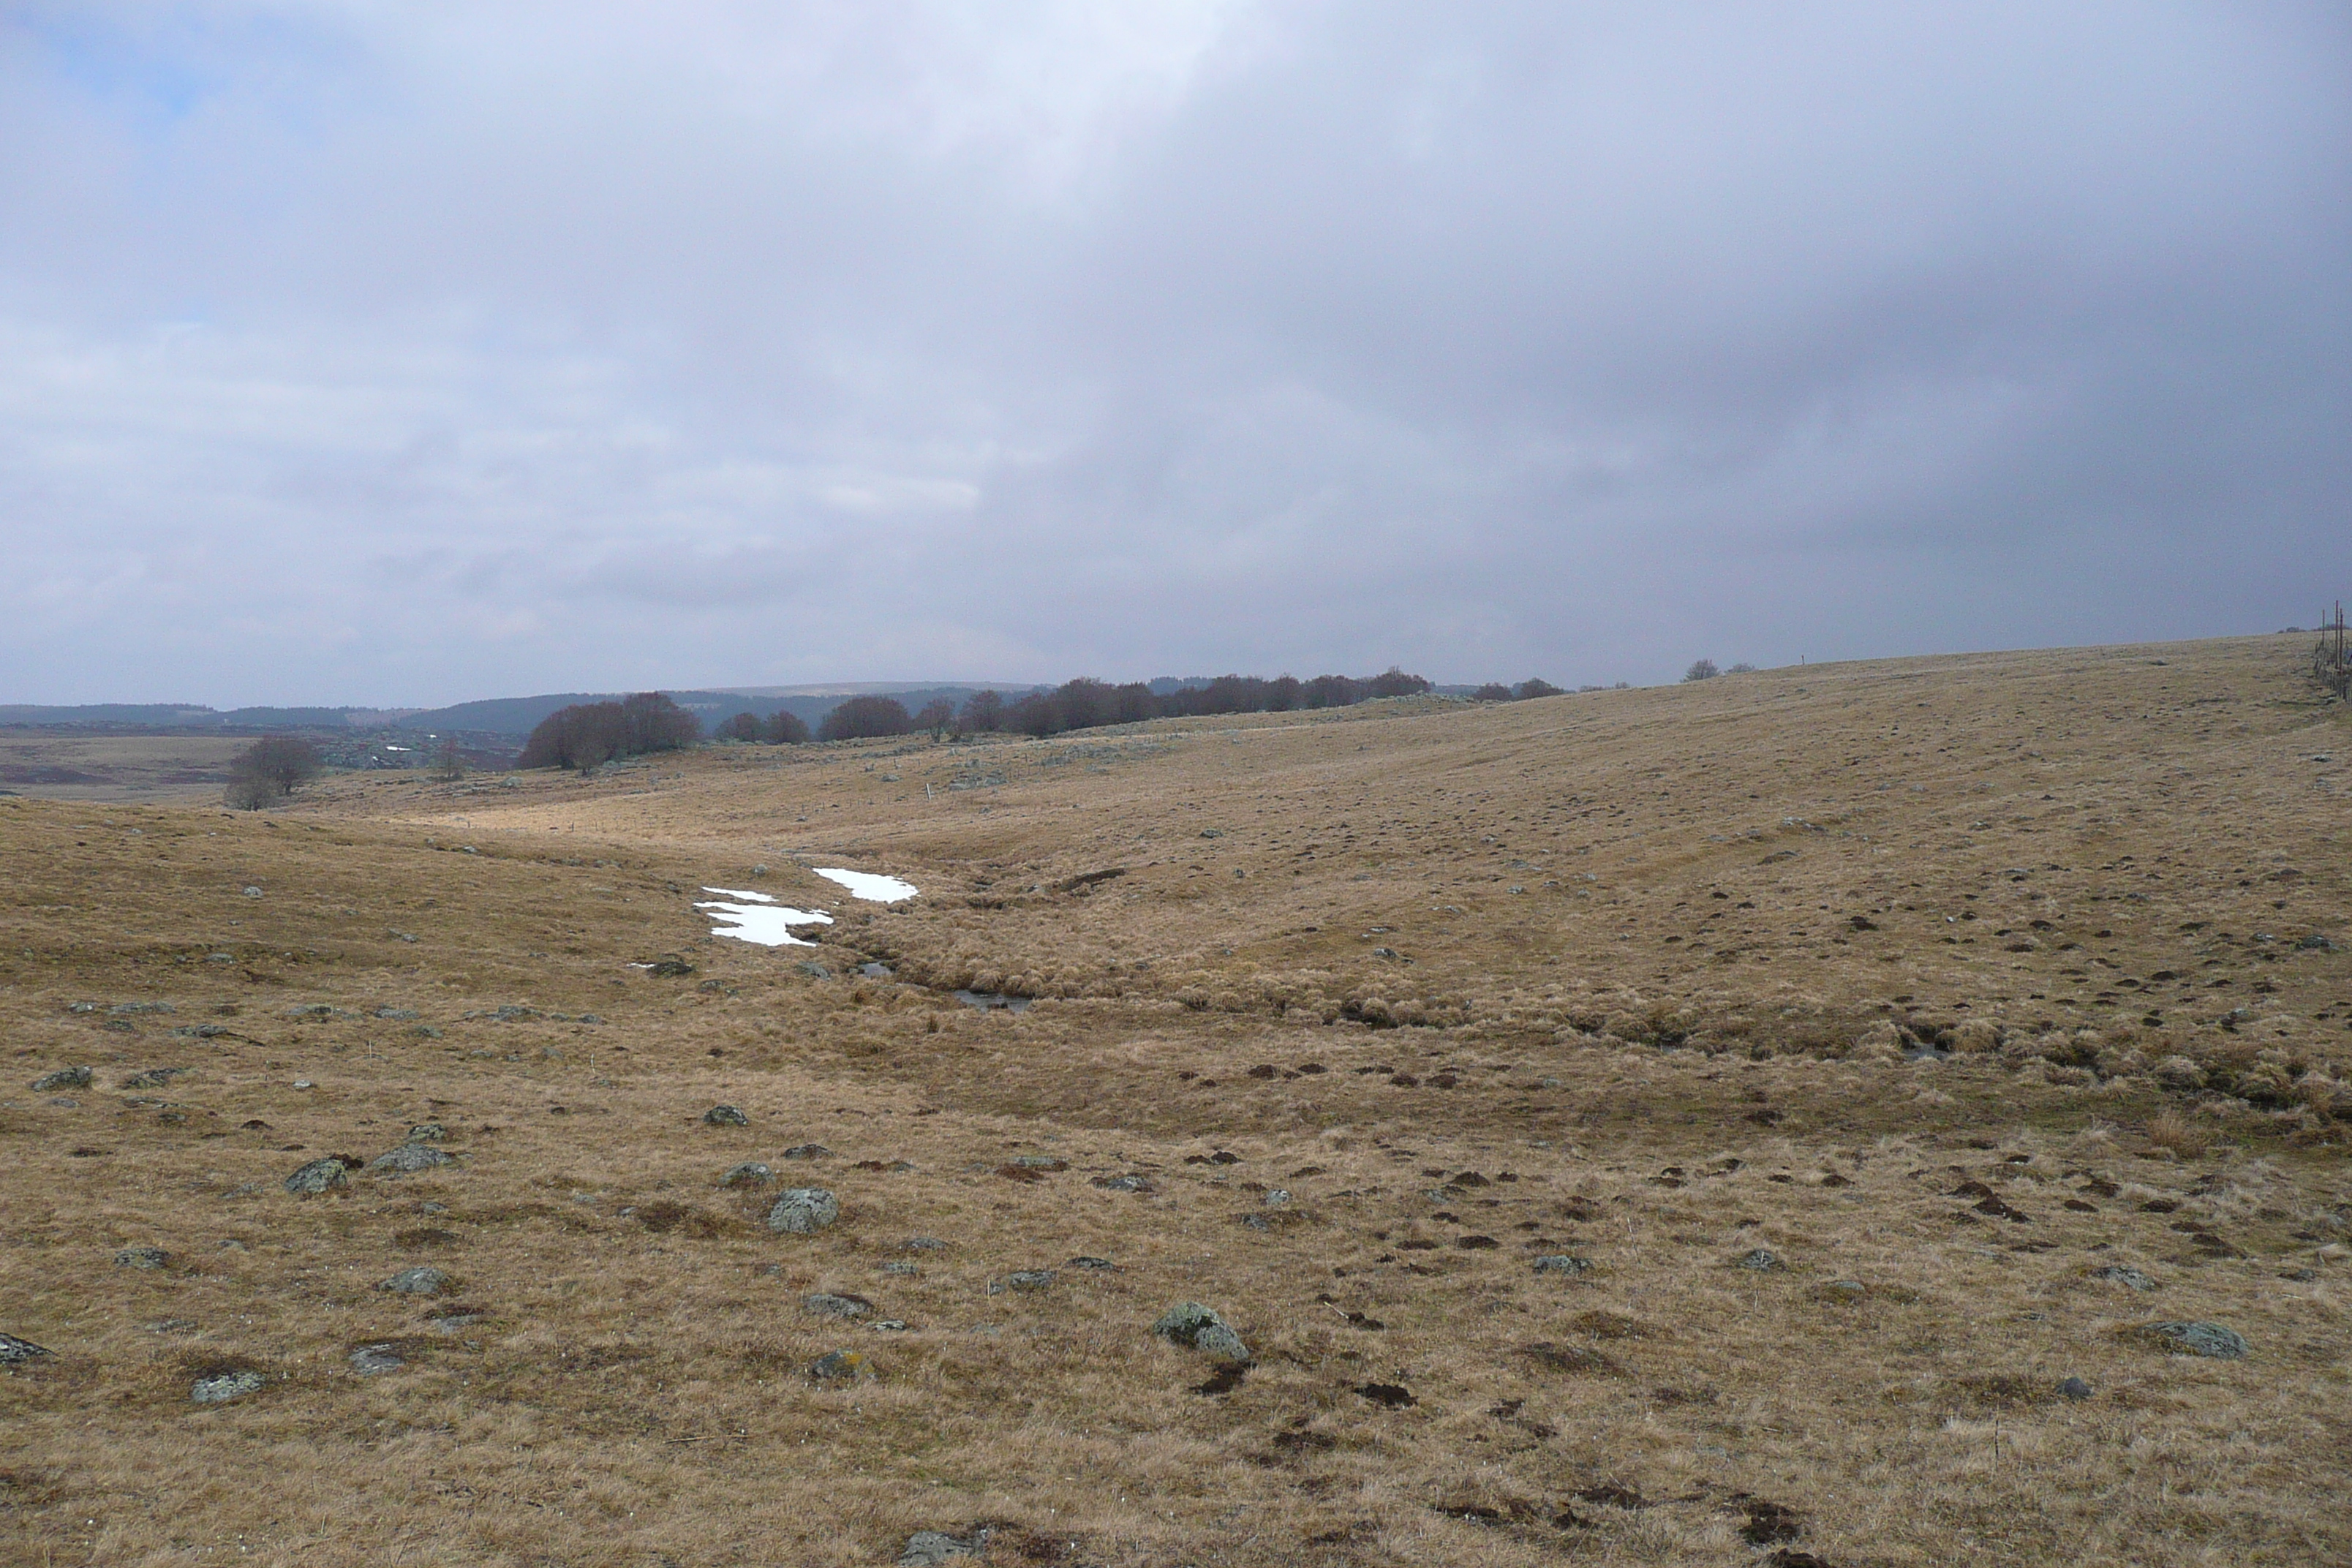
[0,1,2345,704]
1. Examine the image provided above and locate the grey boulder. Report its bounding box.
[2144,1321,2248,1359]
[1153,1300,1251,1365]
[370,1144,454,1173]
[31,1067,91,1092]
[283,1158,352,1196]
[378,1266,451,1296]
[766,1188,840,1234]
[192,1369,265,1404]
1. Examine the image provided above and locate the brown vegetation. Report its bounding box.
[1,632,2346,1567]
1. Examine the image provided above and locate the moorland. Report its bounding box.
[1,632,2346,1567]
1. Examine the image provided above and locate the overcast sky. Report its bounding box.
[4,3,2347,706]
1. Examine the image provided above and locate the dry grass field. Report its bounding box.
[2,633,2347,1567]
[0,732,252,804]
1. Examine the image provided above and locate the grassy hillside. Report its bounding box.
[1,633,2345,1567]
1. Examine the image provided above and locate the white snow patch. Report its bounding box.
[699,886,777,904]
[813,868,919,903]
[695,894,832,947]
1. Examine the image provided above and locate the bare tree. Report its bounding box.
[715,712,763,742]
[431,736,465,780]
[1684,658,1720,682]
[912,698,955,735]
[764,709,810,745]
[818,696,913,742]
[225,734,323,808]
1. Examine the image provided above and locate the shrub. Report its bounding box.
[225,735,322,807]
[819,696,913,742]
[1513,678,1563,700]
[1727,661,1757,674]
[715,712,763,742]
[912,698,955,734]
[1472,683,1512,703]
[1684,659,1720,682]
[764,710,810,745]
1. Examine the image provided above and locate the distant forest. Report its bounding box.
[520,668,1577,768]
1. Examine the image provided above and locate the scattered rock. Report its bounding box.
[1006,1155,1068,1170]
[30,1068,90,1092]
[406,1123,447,1142]
[703,1105,750,1127]
[1152,1301,1252,1364]
[2092,1265,2159,1292]
[350,1343,406,1375]
[807,1349,878,1382]
[1066,1256,1115,1270]
[191,1369,265,1404]
[283,1157,354,1196]
[113,1246,169,1270]
[720,1162,774,1188]
[0,1332,53,1365]
[1093,1173,1153,1193]
[370,1144,454,1173]
[868,1319,911,1332]
[995,1270,1056,1293]
[1735,1248,1783,1272]
[766,1188,840,1234]
[2058,1376,2093,1400]
[880,1260,920,1276]
[1534,1254,1594,1275]
[2139,1321,2249,1359]
[782,1143,831,1161]
[902,1236,948,1251]
[802,1292,875,1319]
[378,1266,451,1296]
[898,1529,985,1565]
[118,1068,185,1089]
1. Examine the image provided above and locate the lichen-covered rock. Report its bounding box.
[283,1157,352,1196]
[1734,1248,1782,1272]
[30,1067,91,1091]
[192,1369,265,1404]
[1534,1254,1594,1275]
[898,1529,984,1565]
[807,1349,877,1382]
[720,1161,773,1188]
[114,1246,169,1270]
[766,1188,840,1234]
[703,1104,750,1126]
[2141,1321,2247,1359]
[377,1266,451,1296]
[1153,1300,1251,1364]
[0,1332,53,1365]
[802,1292,873,1319]
[405,1122,448,1142]
[370,1144,454,1173]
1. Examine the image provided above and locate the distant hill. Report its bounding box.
[0,704,380,729]
[391,684,1041,737]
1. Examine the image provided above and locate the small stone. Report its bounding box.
[2143,1321,2248,1359]
[781,1143,830,1161]
[720,1162,773,1188]
[283,1157,352,1196]
[902,1236,947,1251]
[802,1292,874,1319]
[898,1529,982,1565]
[1153,1301,1251,1364]
[1066,1256,1115,1270]
[807,1349,878,1382]
[1093,1173,1153,1192]
[794,961,833,980]
[2058,1376,2093,1400]
[2092,1265,2159,1292]
[703,1104,750,1126]
[114,1246,169,1270]
[1735,1248,1783,1272]
[378,1266,451,1296]
[1005,1270,1057,1292]
[1007,1155,1068,1170]
[868,1319,911,1332]
[881,1260,920,1276]
[1263,1188,1292,1207]
[30,1068,91,1092]
[406,1123,447,1142]
[350,1343,406,1375]
[0,1332,53,1364]
[766,1188,840,1234]
[370,1145,454,1173]
[1534,1255,1594,1275]
[192,1368,265,1403]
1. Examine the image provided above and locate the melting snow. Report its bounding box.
[813,868,919,902]
[696,887,833,947]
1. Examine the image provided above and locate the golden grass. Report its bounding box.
[1,633,2348,1566]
